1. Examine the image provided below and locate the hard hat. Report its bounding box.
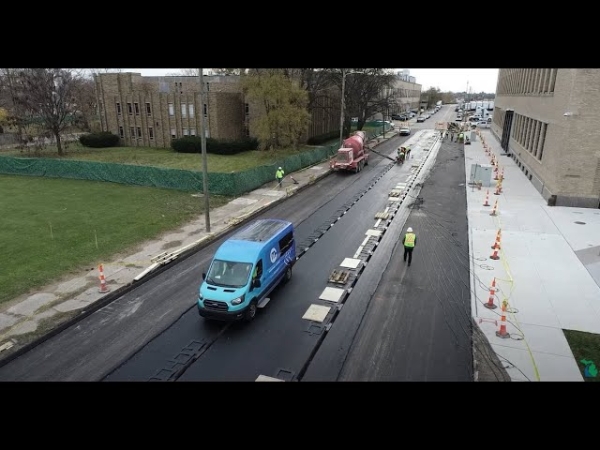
[407,227,413,233]
[278,167,282,170]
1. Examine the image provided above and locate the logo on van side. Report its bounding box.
[270,247,278,263]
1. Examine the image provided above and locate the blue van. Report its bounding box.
[197,219,296,322]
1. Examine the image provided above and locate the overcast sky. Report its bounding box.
[119,68,499,93]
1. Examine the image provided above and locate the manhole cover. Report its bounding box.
[575,221,586,225]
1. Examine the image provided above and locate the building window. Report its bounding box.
[181,103,187,118]
[171,128,176,138]
[538,123,547,161]
[203,104,207,116]
[119,126,124,138]
[116,102,122,115]
[168,103,174,116]
[190,128,196,136]
[189,104,194,118]
[130,127,135,138]
[183,128,189,136]
[245,103,249,115]
[136,127,142,138]
[134,102,140,115]
[127,102,133,115]
[146,102,152,115]
[549,69,558,93]
[148,127,154,139]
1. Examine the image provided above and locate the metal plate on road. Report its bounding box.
[302,304,331,323]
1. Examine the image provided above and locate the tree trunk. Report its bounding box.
[55,131,63,156]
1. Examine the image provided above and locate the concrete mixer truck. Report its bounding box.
[329,130,369,173]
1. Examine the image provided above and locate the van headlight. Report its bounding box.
[231,295,244,305]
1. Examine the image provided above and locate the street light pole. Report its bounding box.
[198,68,210,233]
[339,69,346,149]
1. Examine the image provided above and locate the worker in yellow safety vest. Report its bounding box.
[275,167,284,187]
[403,227,417,267]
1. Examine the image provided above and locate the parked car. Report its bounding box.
[391,113,404,120]
[416,116,426,123]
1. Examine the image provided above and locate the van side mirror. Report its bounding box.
[202,272,206,280]
[253,279,261,289]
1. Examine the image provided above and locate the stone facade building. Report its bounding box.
[393,78,422,113]
[492,69,600,208]
[94,72,341,149]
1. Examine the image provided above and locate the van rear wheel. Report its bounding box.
[244,300,258,322]
[284,266,293,283]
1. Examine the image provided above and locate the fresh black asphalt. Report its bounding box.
[105,136,416,381]
[304,137,474,381]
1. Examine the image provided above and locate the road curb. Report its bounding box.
[0,164,334,369]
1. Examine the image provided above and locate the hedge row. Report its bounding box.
[171,136,259,155]
[79,132,120,148]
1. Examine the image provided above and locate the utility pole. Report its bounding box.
[339,69,346,149]
[198,68,210,232]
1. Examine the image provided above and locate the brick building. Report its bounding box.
[94,72,341,149]
[392,71,422,113]
[492,69,600,208]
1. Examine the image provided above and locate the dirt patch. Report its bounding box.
[161,240,183,250]
[472,319,511,381]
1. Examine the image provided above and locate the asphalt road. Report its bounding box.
[105,132,427,381]
[337,136,474,381]
[0,128,412,381]
[339,107,473,381]
[302,104,474,381]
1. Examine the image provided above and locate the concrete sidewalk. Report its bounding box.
[0,128,403,358]
[466,128,600,381]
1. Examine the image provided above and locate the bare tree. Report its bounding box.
[320,69,395,138]
[13,69,81,155]
[212,68,244,76]
[0,68,28,141]
[70,76,98,132]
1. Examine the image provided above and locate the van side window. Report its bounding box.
[254,260,263,279]
[279,232,294,253]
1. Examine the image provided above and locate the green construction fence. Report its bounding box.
[0,126,389,197]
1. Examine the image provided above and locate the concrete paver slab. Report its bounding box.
[0,314,19,332]
[468,128,600,381]
[7,293,58,317]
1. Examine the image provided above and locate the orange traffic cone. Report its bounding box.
[483,190,490,206]
[484,278,498,309]
[494,181,501,195]
[499,168,504,181]
[493,166,499,180]
[490,241,500,260]
[496,300,510,339]
[491,230,501,250]
[98,264,110,293]
[490,199,498,216]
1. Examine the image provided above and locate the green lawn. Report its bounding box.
[1,125,385,173]
[1,142,326,173]
[563,329,600,381]
[0,175,230,305]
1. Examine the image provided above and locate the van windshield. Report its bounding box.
[205,259,252,288]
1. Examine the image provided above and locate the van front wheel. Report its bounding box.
[284,266,293,283]
[244,300,258,322]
